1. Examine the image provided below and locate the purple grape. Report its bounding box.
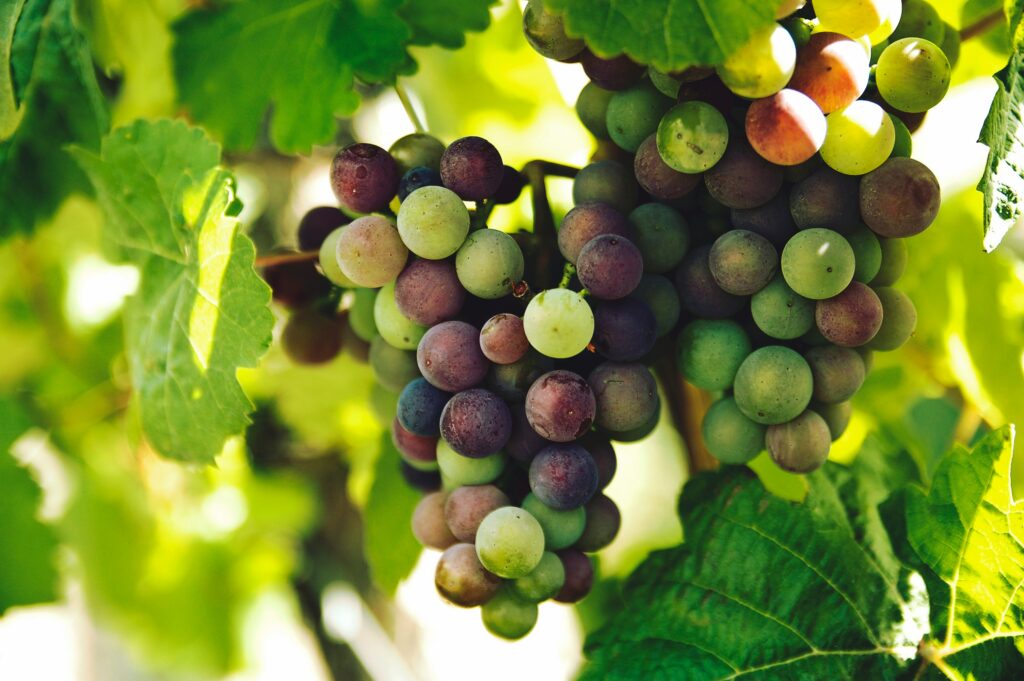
[505,403,550,467]
[398,166,443,201]
[588,361,658,432]
[397,377,451,437]
[480,313,530,365]
[525,370,597,442]
[262,259,331,309]
[674,245,745,319]
[790,166,860,231]
[444,485,511,543]
[577,234,644,300]
[633,133,701,200]
[494,166,526,204]
[400,460,441,491]
[282,309,342,365]
[730,193,797,250]
[417,321,490,392]
[580,433,617,488]
[297,206,348,251]
[581,51,645,90]
[554,550,594,603]
[529,443,599,510]
[815,282,883,347]
[391,418,438,468]
[557,203,632,264]
[704,139,784,209]
[440,389,513,458]
[575,493,621,551]
[395,258,466,326]
[592,298,657,362]
[860,157,940,238]
[330,143,399,214]
[440,136,504,200]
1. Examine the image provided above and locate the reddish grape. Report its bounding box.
[633,134,701,200]
[412,491,458,550]
[557,203,632,264]
[525,370,597,442]
[815,282,883,347]
[440,136,505,201]
[395,258,466,326]
[440,389,513,458]
[554,550,594,603]
[577,234,644,300]
[417,321,490,392]
[745,89,826,166]
[788,32,869,113]
[860,158,940,238]
[580,51,645,90]
[480,314,530,365]
[330,143,399,213]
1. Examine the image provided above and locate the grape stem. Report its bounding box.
[653,346,719,476]
[254,250,320,268]
[521,160,579,288]
[960,9,1005,41]
[394,82,426,134]
[558,263,576,288]
[471,199,496,229]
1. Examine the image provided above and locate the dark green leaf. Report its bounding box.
[363,434,421,595]
[400,0,498,48]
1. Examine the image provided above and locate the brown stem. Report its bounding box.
[960,9,1005,41]
[521,160,580,289]
[255,250,319,267]
[653,346,718,476]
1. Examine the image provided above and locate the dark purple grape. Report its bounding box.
[860,157,940,238]
[436,543,502,607]
[262,259,332,309]
[417,321,490,392]
[815,282,883,347]
[588,361,659,432]
[282,309,343,365]
[505,403,550,467]
[704,139,784,209]
[400,460,441,491]
[708,229,778,295]
[575,493,621,552]
[633,133,701,200]
[577,234,644,300]
[480,313,530,365]
[340,316,371,363]
[494,166,526,204]
[398,166,443,201]
[677,75,742,115]
[529,443,599,510]
[581,51,645,90]
[395,258,466,326]
[554,550,594,603]
[297,206,348,251]
[487,350,554,401]
[557,203,632,264]
[674,245,745,319]
[592,298,657,362]
[440,136,504,201]
[789,166,860,231]
[525,370,597,442]
[730,193,797,249]
[330,143,399,214]
[440,389,512,458]
[397,377,451,437]
[391,417,438,468]
[412,491,457,549]
[444,485,510,543]
[580,433,617,488]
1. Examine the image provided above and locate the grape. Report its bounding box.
[867,0,902,43]
[939,21,960,69]
[573,160,639,213]
[554,550,594,603]
[816,282,883,347]
[868,287,917,350]
[481,588,538,640]
[751,275,815,339]
[392,417,438,468]
[746,89,827,166]
[701,397,766,465]
[511,551,566,602]
[523,289,595,359]
[401,461,442,492]
[655,101,730,174]
[860,158,940,238]
[872,238,907,286]
[630,274,681,337]
[397,166,443,202]
[557,203,632,264]
[441,136,504,201]
[606,82,674,153]
[521,493,586,550]
[628,203,690,274]
[633,134,701,200]
[417,321,490,392]
[398,377,450,437]
[480,314,529,365]
[804,345,865,403]
[348,287,378,341]
[341,319,371,363]
[709,229,778,295]
[607,396,661,442]
[730,194,797,250]
[580,51,645,91]
[576,82,615,139]
[394,258,465,326]
[318,228,355,287]
[263,259,331,309]
[592,298,657,361]
[675,245,745,318]
[436,543,502,607]
[716,24,797,98]
[767,410,831,472]
[488,351,553,402]
[396,185,470,260]
[298,206,347,251]
[704,140,784,210]
[437,439,506,486]
[389,133,446,174]
[676,319,752,390]
[733,346,813,424]
[588,361,659,432]
[529,443,599,510]
[821,101,895,175]
[476,506,546,578]
[577,235,644,300]
[776,0,807,19]
[780,228,856,300]
[876,38,950,114]
[337,215,408,288]
[370,336,420,392]
[441,389,512,458]
[412,491,458,550]
[844,226,882,283]
[524,370,596,443]
[891,0,944,44]
[282,309,342,365]
[814,401,853,440]
[814,0,888,38]
[330,143,399,214]
[890,115,913,158]
[788,33,869,113]
[456,229,525,299]
[522,0,585,60]
[374,281,427,350]
[494,166,526,205]
[445,484,511,543]
[676,75,742,116]
[789,166,861,231]
[575,493,621,552]
[505,404,550,467]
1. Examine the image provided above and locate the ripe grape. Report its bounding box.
[575,493,621,552]
[704,140,784,209]
[655,101,729,174]
[588,361,659,432]
[576,82,615,139]
[780,228,856,300]
[337,215,409,288]
[628,202,690,273]
[392,418,438,468]
[529,443,599,510]
[789,166,861,231]
[412,491,458,550]
[394,257,465,326]
[577,235,644,299]
[716,24,797,98]
[592,298,657,361]
[389,133,446,174]
[330,143,399,213]
[397,185,470,259]
[494,166,526,204]
[745,89,827,166]
[804,345,866,403]
[436,543,502,607]
[820,100,895,175]
[630,274,681,337]
[868,287,917,350]
[522,493,586,550]
[401,461,442,492]
[701,397,766,465]
[480,313,529,365]
[606,81,674,152]
[445,485,511,543]
[505,405,550,467]
[844,225,882,283]
[860,157,940,238]
[733,346,813,425]
[523,289,595,359]
[282,309,342,365]
[676,319,752,390]
[318,228,355,287]
[263,259,331,309]
[397,377,449,437]
[675,245,745,319]
[751,275,815,339]
[815,401,853,440]
[815,281,883,347]
[813,0,888,38]
[440,389,512,458]
[437,439,506,486]
[872,238,907,286]
[557,203,632,264]
[374,281,427,350]
[580,51,645,91]
[573,160,639,213]
[525,370,596,442]
[730,194,797,249]
[580,433,617,488]
[417,321,490,392]
[766,410,831,473]
[876,38,950,113]
[441,136,504,200]
[476,506,546,578]
[633,134,701,199]
[398,166,443,201]
[788,33,869,113]
[348,287,378,341]
[481,588,538,640]
[511,551,566,602]
[456,229,525,299]
[709,229,778,295]
[298,206,347,251]
[522,0,585,60]
[488,351,553,402]
[554,550,594,603]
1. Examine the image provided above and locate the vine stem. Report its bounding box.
[960,9,1005,41]
[254,250,319,267]
[394,82,426,134]
[521,160,579,288]
[653,346,719,476]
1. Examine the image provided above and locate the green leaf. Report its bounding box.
[363,434,421,595]
[0,396,58,614]
[400,0,498,48]
[70,119,273,463]
[544,0,779,72]
[582,465,916,680]
[905,426,1024,677]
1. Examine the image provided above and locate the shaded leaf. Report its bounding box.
[400,0,498,48]
[363,434,421,595]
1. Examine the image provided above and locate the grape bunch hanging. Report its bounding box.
[266,0,951,640]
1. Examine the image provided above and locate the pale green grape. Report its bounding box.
[876,38,951,114]
[814,0,889,39]
[820,101,895,175]
[716,24,796,98]
[522,492,586,550]
[523,289,594,359]
[397,185,470,259]
[319,227,355,286]
[455,229,525,299]
[867,0,902,44]
[373,281,426,350]
[701,397,766,464]
[481,588,538,640]
[511,551,565,602]
[656,101,729,173]
[780,229,856,300]
[476,507,545,579]
[437,439,506,486]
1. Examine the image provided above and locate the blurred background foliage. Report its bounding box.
[1,1,1023,680]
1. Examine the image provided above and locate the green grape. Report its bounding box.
[844,225,882,283]
[523,289,595,359]
[628,203,690,273]
[656,102,730,174]
[437,439,506,486]
[573,160,639,213]
[814,0,888,38]
[481,587,538,640]
[750,275,815,340]
[871,238,907,286]
[814,401,853,440]
[522,492,586,550]
[676,319,751,391]
[522,0,585,60]
[781,228,856,300]
[606,82,674,152]
[733,346,813,425]
[867,0,902,43]
[889,114,913,157]
[576,82,615,139]
[455,229,525,299]
[648,68,682,99]
[348,287,378,342]
[820,101,895,175]
[630,274,681,337]
[868,287,917,350]
[476,507,545,579]
[369,335,420,392]
[891,0,944,44]
[766,410,832,473]
[701,397,766,465]
[389,133,445,174]
[318,227,355,286]
[939,20,960,69]
[397,185,470,259]
[511,551,566,602]
[373,281,426,350]
[716,24,796,98]
[876,38,950,114]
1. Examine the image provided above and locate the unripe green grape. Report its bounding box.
[630,274,681,337]
[628,203,690,274]
[348,287,378,341]
[844,225,882,283]
[656,101,730,173]
[814,401,853,440]
[814,0,889,39]
[766,410,831,473]
[890,0,944,45]
[717,24,797,98]
[455,229,524,299]
[389,133,446,174]
[708,229,778,296]
[751,275,815,339]
[871,238,907,286]
[606,82,674,153]
[511,551,566,602]
[524,289,594,359]
[319,227,355,286]
[701,397,766,465]
[522,492,586,550]
[867,0,902,44]
[781,229,856,300]
[676,319,751,391]
[481,587,538,640]
[804,345,865,403]
[369,335,419,392]
[889,114,913,158]
[397,185,470,259]
[576,83,615,139]
[868,287,917,350]
[573,160,639,213]
[733,346,813,425]
[437,439,506,486]
[820,101,895,175]
[648,68,682,98]
[876,38,950,113]
[373,281,426,350]
[522,0,584,60]
[939,21,961,69]
[337,215,408,287]
[476,507,545,579]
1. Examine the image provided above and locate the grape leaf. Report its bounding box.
[363,434,422,595]
[543,0,779,72]
[70,119,274,463]
[582,464,917,680]
[400,0,498,48]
